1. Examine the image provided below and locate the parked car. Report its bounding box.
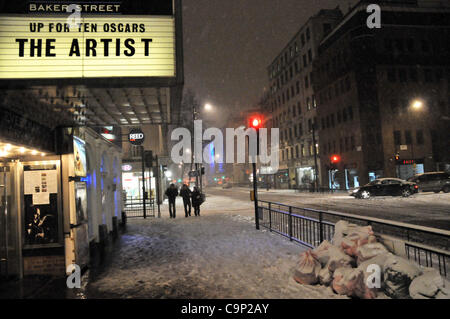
[408,172,450,193]
[222,182,233,189]
[350,178,419,199]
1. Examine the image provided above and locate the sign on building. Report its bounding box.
[0,1,176,79]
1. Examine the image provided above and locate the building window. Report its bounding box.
[345,76,351,91]
[387,69,396,82]
[306,97,311,111]
[416,130,424,145]
[297,102,302,115]
[351,136,356,151]
[390,99,398,113]
[342,109,348,122]
[305,76,309,89]
[394,131,402,145]
[303,55,307,68]
[301,144,306,157]
[296,81,300,94]
[348,106,354,120]
[384,38,393,51]
[306,27,310,41]
[421,40,430,53]
[308,49,312,64]
[410,69,418,82]
[425,69,433,82]
[406,39,415,53]
[405,130,413,145]
[295,145,299,158]
[395,39,404,52]
[436,69,443,82]
[398,69,407,82]
[337,111,342,124]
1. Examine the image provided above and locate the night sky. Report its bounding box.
[182,0,357,123]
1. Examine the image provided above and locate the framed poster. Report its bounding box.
[75,182,88,225]
[23,164,61,247]
[24,193,59,245]
[73,136,87,177]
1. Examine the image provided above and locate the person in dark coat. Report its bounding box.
[180,184,192,217]
[165,184,179,218]
[191,186,202,217]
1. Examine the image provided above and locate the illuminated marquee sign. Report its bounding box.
[0,14,176,79]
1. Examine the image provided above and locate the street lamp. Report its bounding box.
[411,99,424,111]
[204,103,213,112]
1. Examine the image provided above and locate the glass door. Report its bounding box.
[0,164,21,280]
[0,166,8,278]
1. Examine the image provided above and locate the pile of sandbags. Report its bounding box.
[292,220,449,299]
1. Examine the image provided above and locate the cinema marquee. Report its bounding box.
[0,1,179,79]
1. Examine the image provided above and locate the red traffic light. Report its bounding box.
[330,155,341,164]
[249,116,263,130]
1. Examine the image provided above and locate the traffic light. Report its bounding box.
[249,115,263,130]
[330,154,341,170]
[330,154,341,164]
[395,153,400,163]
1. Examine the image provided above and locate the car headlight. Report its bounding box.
[352,188,360,194]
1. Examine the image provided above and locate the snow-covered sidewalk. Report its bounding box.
[83,201,345,299]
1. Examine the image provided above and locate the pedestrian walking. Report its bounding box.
[191,186,203,217]
[165,184,179,218]
[180,184,192,217]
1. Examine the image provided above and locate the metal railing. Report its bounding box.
[124,197,155,218]
[258,200,450,278]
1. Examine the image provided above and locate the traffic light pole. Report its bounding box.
[312,123,319,192]
[141,146,147,219]
[253,130,260,230]
[155,155,161,218]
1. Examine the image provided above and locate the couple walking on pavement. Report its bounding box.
[165,184,203,219]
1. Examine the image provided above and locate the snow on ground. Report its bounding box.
[83,198,346,299]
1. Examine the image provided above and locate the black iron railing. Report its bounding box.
[258,200,450,278]
[124,197,155,218]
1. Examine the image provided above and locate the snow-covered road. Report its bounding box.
[82,202,345,299]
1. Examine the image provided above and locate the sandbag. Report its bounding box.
[340,227,377,257]
[319,267,333,286]
[409,268,450,299]
[357,253,393,299]
[356,243,389,265]
[293,250,321,285]
[332,267,366,298]
[326,246,354,272]
[312,240,334,266]
[383,255,422,299]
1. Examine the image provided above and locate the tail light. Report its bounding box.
[414,185,419,189]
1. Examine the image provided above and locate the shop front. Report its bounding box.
[0,124,121,280]
[275,169,290,189]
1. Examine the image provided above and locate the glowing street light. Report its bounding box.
[204,103,213,111]
[411,99,424,110]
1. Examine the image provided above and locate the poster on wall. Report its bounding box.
[74,223,90,270]
[75,182,88,225]
[73,136,87,177]
[24,193,59,245]
[24,166,59,246]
